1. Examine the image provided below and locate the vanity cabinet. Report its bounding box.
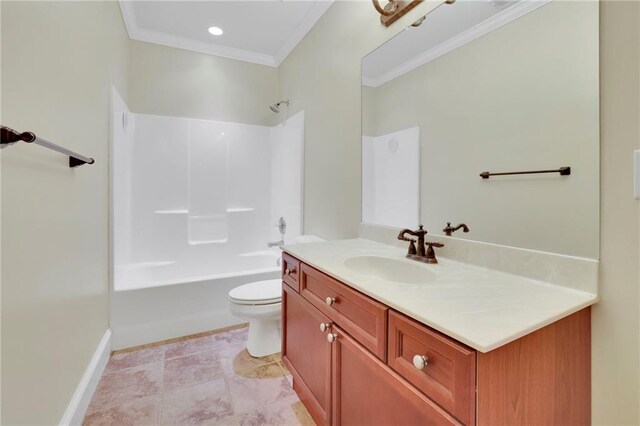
[282,255,591,426]
[331,325,459,426]
[282,284,332,425]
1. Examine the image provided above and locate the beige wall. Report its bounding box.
[280,0,640,423]
[0,1,129,424]
[277,1,440,240]
[363,1,600,259]
[128,40,278,126]
[593,1,640,424]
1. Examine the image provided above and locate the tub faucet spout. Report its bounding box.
[267,239,284,248]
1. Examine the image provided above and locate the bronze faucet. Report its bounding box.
[398,225,444,263]
[398,225,428,257]
[443,222,469,236]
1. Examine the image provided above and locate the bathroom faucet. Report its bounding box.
[398,225,428,258]
[398,225,444,264]
[443,222,469,236]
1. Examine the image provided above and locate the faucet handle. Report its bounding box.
[407,240,417,256]
[424,242,444,264]
[277,217,287,236]
[398,228,418,257]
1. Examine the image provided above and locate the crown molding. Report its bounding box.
[363,0,552,87]
[274,0,334,66]
[119,0,333,68]
[362,76,377,87]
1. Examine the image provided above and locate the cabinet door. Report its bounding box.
[282,284,332,425]
[330,325,462,426]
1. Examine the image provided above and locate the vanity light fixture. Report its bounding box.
[208,26,223,36]
[373,0,456,27]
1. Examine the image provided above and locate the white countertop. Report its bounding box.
[283,238,598,353]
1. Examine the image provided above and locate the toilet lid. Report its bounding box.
[229,279,282,305]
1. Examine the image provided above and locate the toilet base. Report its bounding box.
[246,318,281,357]
[228,283,282,358]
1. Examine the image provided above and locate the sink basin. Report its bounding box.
[343,256,436,284]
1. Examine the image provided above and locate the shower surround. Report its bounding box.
[110,88,303,348]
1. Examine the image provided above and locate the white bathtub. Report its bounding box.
[109,90,304,349]
[114,250,281,291]
[110,250,281,349]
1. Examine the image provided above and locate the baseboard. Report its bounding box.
[59,329,112,426]
[111,311,243,350]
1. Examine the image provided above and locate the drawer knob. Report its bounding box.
[325,297,336,306]
[285,267,296,276]
[327,333,338,343]
[320,323,331,332]
[413,354,429,370]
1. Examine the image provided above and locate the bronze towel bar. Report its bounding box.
[1,125,94,167]
[480,167,571,179]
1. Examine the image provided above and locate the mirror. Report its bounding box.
[361,0,599,259]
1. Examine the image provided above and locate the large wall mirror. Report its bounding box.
[361,0,599,259]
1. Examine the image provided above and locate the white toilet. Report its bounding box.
[228,235,325,357]
[228,279,282,357]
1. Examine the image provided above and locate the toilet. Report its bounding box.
[229,235,325,357]
[229,279,282,357]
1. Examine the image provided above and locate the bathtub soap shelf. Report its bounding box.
[154,209,188,215]
[226,208,255,213]
[189,239,228,245]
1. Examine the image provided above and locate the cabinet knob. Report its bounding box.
[320,323,331,332]
[325,297,336,306]
[327,333,338,343]
[412,354,429,370]
[285,267,296,276]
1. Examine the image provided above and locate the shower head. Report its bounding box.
[269,100,289,113]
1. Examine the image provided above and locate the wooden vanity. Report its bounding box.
[281,252,591,426]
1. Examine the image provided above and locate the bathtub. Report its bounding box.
[114,250,281,291]
[110,250,281,349]
[109,89,304,349]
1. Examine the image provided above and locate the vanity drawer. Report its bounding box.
[388,311,476,426]
[300,263,387,360]
[282,252,301,291]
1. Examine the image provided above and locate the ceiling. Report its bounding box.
[119,1,334,67]
[362,0,550,87]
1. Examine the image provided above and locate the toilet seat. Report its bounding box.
[228,279,282,305]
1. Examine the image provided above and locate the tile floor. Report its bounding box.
[83,326,315,426]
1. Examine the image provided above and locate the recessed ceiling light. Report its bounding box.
[208,26,223,36]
